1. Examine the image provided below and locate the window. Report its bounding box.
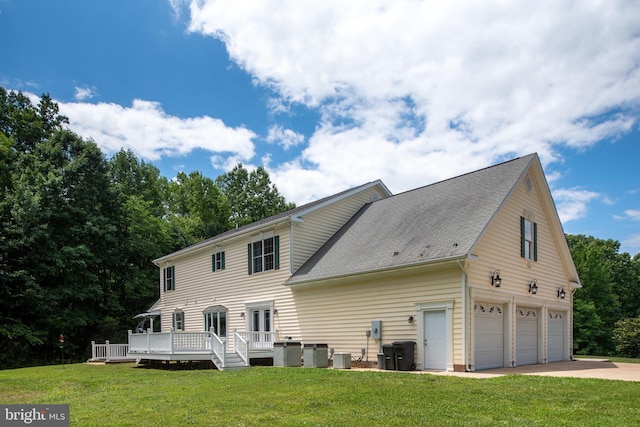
[163,266,175,291]
[247,235,279,275]
[172,311,184,331]
[520,217,537,261]
[204,306,227,337]
[212,251,225,272]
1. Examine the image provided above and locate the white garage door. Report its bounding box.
[474,303,504,370]
[516,307,538,366]
[548,311,565,363]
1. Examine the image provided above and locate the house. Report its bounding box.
[128,153,580,371]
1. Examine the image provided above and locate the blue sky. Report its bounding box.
[1,0,639,255]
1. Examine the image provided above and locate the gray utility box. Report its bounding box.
[333,352,351,369]
[303,343,329,368]
[273,341,302,367]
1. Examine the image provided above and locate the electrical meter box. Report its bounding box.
[371,320,382,339]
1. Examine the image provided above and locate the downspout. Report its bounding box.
[456,259,468,371]
[289,216,304,276]
[289,220,294,275]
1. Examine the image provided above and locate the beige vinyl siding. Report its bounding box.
[469,170,572,302]
[290,267,464,366]
[468,168,572,366]
[152,184,386,340]
[291,185,386,272]
[155,223,300,341]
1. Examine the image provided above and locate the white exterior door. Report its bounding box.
[423,310,447,370]
[474,303,504,370]
[548,311,565,363]
[516,307,538,366]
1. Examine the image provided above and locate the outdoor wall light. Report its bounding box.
[240,312,245,318]
[528,280,538,294]
[557,287,566,299]
[408,315,414,324]
[491,270,502,287]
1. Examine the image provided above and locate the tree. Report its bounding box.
[164,171,231,241]
[216,163,295,227]
[613,317,640,358]
[567,234,640,355]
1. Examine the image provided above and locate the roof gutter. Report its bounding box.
[286,254,471,288]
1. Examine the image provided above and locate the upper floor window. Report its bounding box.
[172,310,184,331]
[520,217,537,261]
[163,266,175,292]
[247,235,280,275]
[212,250,225,272]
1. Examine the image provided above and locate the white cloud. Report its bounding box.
[615,209,640,221]
[186,0,640,202]
[621,234,640,255]
[552,188,601,223]
[74,86,97,101]
[57,98,256,162]
[265,125,305,150]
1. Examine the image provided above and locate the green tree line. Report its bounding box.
[0,88,294,368]
[568,235,640,357]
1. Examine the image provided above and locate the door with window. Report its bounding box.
[204,306,227,339]
[249,306,273,350]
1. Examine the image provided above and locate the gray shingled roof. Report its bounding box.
[287,154,536,285]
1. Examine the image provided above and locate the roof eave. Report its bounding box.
[286,253,470,288]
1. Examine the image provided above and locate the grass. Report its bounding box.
[575,355,640,364]
[0,363,639,426]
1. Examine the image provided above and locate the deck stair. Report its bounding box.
[213,352,249,371]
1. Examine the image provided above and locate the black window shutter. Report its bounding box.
[520,216,525,258]
[221,252,225,270]
[247,244,253,275]
[533,222,538,262]
[274,235,280,270]
[163,268,167,292]
[212,254,216,272]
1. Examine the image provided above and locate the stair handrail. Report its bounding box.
[211,331,226,367]
[233,330,249,365]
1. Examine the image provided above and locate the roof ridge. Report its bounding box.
[384,153,536,200]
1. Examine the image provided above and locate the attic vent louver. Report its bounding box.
[525,175,533,193]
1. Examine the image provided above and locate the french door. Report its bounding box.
[249,307,273,349]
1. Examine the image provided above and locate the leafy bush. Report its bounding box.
[614,317,640,358]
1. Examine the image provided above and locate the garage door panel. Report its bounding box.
[548,311,565,363]
[516,307,538,366]
[474,303,504,370]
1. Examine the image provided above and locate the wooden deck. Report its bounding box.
[127,330,275,370]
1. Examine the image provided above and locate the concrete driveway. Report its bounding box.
[433,359,640,382]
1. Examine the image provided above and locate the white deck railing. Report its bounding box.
[91,341,133,361]
[236,331,276,351]
[127,329,275,357]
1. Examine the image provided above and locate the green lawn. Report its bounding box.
[1,363,639,426]
[575,355,640,364]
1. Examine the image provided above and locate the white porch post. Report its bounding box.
[105,340,111,362]
[91,341,96,360]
